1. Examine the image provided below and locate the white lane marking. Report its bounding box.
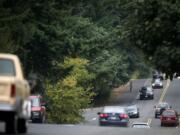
[62,124,75,127]
[159,79,170,103]
[92,117,97,121]
[144,79,151,86]
[147,118,152,125]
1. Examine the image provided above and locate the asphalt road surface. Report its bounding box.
[0,78,180,135]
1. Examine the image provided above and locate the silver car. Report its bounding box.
[125,105,140,118]
[98,106,129,127]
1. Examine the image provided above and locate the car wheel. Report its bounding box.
[5,116,17,134]
[38,115,46,123]
[17,118,27,133]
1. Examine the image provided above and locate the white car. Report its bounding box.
[131,122,150,128]
[152,78,163,89]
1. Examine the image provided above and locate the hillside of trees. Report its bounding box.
[2,0,179,123]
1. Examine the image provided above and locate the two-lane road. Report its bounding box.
[0,79,180,135]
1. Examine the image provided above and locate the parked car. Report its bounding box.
[0,54,31,134]
[30,95,46,123]
[154,102,171,118]
[152,78,163,89]
[125,105,140,118]
[131,122,150,128]
[160,109,179,126]
[97,106,129,127]
[139,86,154,100]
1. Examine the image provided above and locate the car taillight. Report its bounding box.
[11,84,16,97]
[161,116,167,120]
[120,114,128,119]
[100,113,108,118]
[171,117,177,120]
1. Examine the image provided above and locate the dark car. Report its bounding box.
[154,102,171,118]
[125,105,140,118]
[153,73,164,81]
[98,106,129,127]
[139,86,154,100]
[30,95,46,123]
[152,78,163,89]
[160,109,179,126]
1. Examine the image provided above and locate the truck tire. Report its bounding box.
[17,118,27,133]
[5,116,17,134]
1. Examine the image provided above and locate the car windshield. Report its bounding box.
[103,107,125,113]
[157,103,169,108]
[31,97,40,107]
[127,108,136,112]
[155,79,161,83]
[0,59,15,76]
[147,87,152,92]
[163,111,175,116]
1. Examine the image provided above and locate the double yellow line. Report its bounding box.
[159,79,171,103]
[147,79,171,126]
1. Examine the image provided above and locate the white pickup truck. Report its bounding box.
[0,53,31,134]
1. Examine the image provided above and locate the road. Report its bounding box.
[0,78,180,135]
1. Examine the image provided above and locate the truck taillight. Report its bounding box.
[11,84,16,97]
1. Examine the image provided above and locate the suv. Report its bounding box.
[139,86,154,100]
[0,54,31,134]
[152,78,163,89]
[30,95,46,123]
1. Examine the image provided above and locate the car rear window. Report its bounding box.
[132,124,149,128]
[163,110,175,116]
[157,103,168,108]
[0,59,15,76]
[31,97,40,107]
[103,107,125,113]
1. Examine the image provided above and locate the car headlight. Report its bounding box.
[133,111,138,114]
[159,83,162,86]
[152,84,155,86]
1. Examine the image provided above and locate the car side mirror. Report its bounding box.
[97,112,101,115]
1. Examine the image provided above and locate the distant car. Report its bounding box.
[152,78,163,89]
[97,106,129,127]
[153,72,164,81]
[30,95,46,123]
[139,86,154,100]
[125,105,140,118]
[154,102,171,118]
[160,109,179,126]
[131,122,150,128]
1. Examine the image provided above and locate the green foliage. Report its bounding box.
[0,0,152,123]
[46,57,95,123]
[124,0,180,76]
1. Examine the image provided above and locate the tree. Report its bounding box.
[124,0,180,77]
[46,57,95,123]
